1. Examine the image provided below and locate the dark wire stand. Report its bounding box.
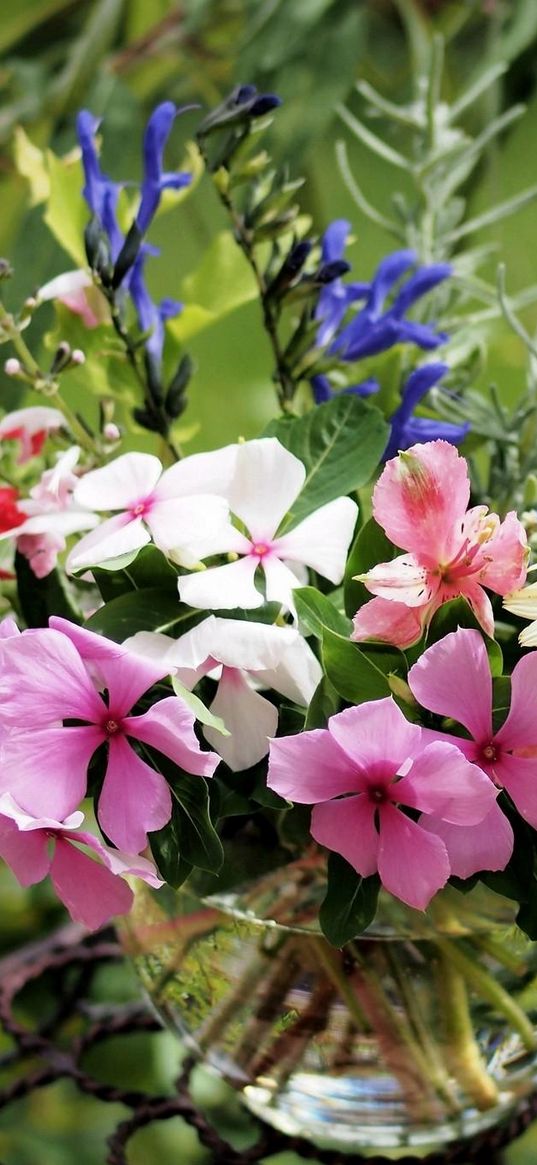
[0,924,533,1165]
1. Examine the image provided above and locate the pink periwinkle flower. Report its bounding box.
[0,794,163,930]
[408,626,537,867]
[352,441,528,648]
[267,696,498,910]
[178,438,358,617]
[0,618,219,854]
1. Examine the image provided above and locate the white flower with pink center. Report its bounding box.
[178,438,358,616]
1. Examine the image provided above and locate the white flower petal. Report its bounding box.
[262,555,304,617]
[228,439,305,539]
[178,557,263,610]
[203,667,278,771]
[156,445,239,500]
[275,495,358,583]
[74,452,163,511]
[147,494,234,565]
[37,270,92,302]
[255,635,322,705]
[66,513,150,572]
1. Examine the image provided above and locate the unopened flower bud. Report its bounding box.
[103,422,120,442]
[71,349,86,366]
[4,358,22,377]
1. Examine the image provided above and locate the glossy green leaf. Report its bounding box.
[265,395,388,525]
[322,627,394,704]
[85,588,200,642]
[320,853,380,946]
[294,585,351,639]
[15,550,81,628]
[305,674,340,729]
[172,676,230,736]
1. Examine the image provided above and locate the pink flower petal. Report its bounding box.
[203,667,278,771]
[359,554,434,607]
[0,815,51,886]
[51,617,169,714]
[492,753,537,829]
[352,596,425,648]
[66,512,150,572]
[480,511,528,594]
[147,495,233,565]
[395,740,497,825]
[50,838,133,929]
[98,735,172,853]
[408,628,493,743]
[275,497,358,583]
[495,651,537,750]
[0,725,102,819]
[419,804,514,879]
[75,830,163,887]
[377,803,450,910]
[178,556,263,610]
[73,452,163,511]
[373,441,470,559]
[228,439,305,539]
[0,627,104,726]
[460,582,495,639]
[311,795,378,876]
[328,698,422,776]
[124,695,219,777]
[267,729,357,802]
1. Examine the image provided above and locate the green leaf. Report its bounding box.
[322,627,395,703]
[172,676,230,736]
[427,597,503,676]
[305,675,340,729]
[265,395,388,524]
[344,517,397,617]
[168,769,224,873]
[294,585,351,639]
[85,588,200,642]
[44,149,87,266]
[15,550,82,628]
[320,853,379,946]
[149,822,193,889]
[169,230,258,342]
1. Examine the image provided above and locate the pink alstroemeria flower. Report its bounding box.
[37,269,107,329]
[178,438,358,616]
[0,794,163,930]
[0,406,64,463]
[352,441,527,648]
[0,620,219,853]
[408,627,537,861]
[267,697,497,910]
[128,616,321,771]
[67,448,236,572]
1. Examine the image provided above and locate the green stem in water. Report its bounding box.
[435,937,537,1053]
[435,949,500,1111]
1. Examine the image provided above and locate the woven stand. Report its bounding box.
[0,925,532,1165]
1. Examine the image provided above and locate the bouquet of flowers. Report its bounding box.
[1,65,537,961]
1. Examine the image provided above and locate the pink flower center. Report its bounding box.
[250,541,271,559]
[104,718,121,736]
[129,497,153,519]
[367,785,388,804]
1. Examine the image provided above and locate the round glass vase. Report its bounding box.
[120,854,537,1159]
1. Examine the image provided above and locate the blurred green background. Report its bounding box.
[4,0,537,1160]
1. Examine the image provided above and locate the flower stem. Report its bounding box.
[435,937,537,1053]
[435,949,500,1110]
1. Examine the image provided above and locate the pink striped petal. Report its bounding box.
[178,556,263,610]
[0,815,51,886]
[352,596,425,648]
[227,439,305,539]
[419,804,513,879]
[73,452,163,511]
[408,628,493,743]
[359,554,434,607]
[275,497,358,583]
[480,511,528,594]
[98,735,172,853]
[373,441,470,559]
[395,740,496,825]
[267,729,357,803]
[0,628,104,726]
[50,838,133,929]
[124,695,219,777]
[203,667,278,771]
[328,698,422,777]
[459,582,495,639]
[66,512,150,572]
[311,795,378,876]
[495,652,537,750]
[0,725,102,820]
[377,803,450,910]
